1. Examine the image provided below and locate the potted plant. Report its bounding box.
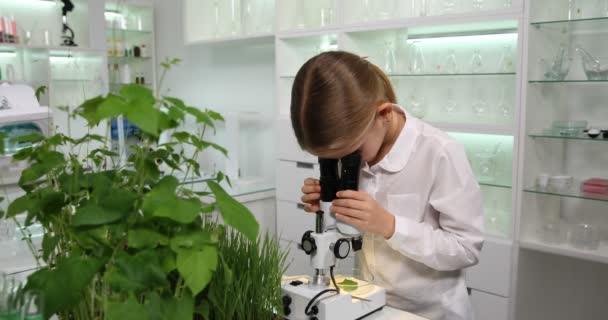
[0,59,287,319]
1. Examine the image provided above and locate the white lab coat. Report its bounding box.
[356,105,484,320]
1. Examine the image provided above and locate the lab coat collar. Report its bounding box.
[370,104,419,173]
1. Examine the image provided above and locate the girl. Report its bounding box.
[291,51,484,320]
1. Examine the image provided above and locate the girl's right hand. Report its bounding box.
[300,178,321,213]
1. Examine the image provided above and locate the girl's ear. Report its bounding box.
[377,102,394,120]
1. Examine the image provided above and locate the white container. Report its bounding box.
[121,64,131,84]
[548,175,573,191]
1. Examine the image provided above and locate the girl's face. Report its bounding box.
[355,117,387,163]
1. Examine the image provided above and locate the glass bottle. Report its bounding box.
[378,0,396,20]
[213,0,221,37]
[229,0,240,35]
[472,0,484,10]
[443,0,460,14]
[296,1,308,29]
[241,0,254,35]
[444,88,458,113]
[497,45,514,73]
[362,0,372,21]
[410,41,426,74]
[599,0,608,17]
[445,49,458,74]
[472,89,487,117]
[470,49,483,73]
[496,86,512,120]
[503,0,513,9]
[409,94,427,119]
[383,41,397,74]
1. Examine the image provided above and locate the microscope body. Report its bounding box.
[281,153,386,320]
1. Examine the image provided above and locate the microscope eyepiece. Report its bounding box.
[318,158,339,202]
[339,152,361,191]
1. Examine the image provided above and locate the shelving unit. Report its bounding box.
[0,0,109,276]
[514,1,608,319]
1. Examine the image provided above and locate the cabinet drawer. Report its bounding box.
[277,200,315,242]
[276,116,317,163]
[276,160,319,203]
[470,290,509,320]
[466,238,512,297]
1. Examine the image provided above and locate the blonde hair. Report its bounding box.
[290,51,397,155]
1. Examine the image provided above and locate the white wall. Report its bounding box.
[154,0,276,180]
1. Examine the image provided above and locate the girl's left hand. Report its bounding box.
[331,190,396,239]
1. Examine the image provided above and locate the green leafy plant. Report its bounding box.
[1,58,286,319]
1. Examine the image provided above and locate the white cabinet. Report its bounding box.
[466,237,512,297]
[276,116,317,163]
[276,160,319,203]
[276,200,313,242]
[470,289,509,320]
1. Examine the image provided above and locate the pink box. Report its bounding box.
[581,178,608,196]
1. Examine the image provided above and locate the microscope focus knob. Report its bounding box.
[333,238,351,259]
[301,231,317,255]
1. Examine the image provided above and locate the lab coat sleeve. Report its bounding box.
[385,140,485,271]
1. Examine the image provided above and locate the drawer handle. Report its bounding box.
[296,162,314,169]
[296,203,305,210]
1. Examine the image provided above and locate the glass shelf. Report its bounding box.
[107,56,152,63]
[531,16,608,33]
[110,82,152,87]
[479,182,512,189]
[388,72,516,78]
[524,184,608,203]
[520,237,608,265]
[529,133,608,142]
[106,28,153,38]
[529,79,608,83]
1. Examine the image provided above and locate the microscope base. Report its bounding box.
[281,277,386,320]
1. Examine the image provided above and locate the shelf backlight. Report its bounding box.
[407,33,518,44]
[49,56,74,63]
[104,11,124,20]
[0,0,56,7]
[0,52,16,58]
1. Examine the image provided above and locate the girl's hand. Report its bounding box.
[300,178,321,213]
[331,190,396,239]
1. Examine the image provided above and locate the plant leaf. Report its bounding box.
[176,245,218,295]
[7,194,33,217]
[142,176,202,223]
[97,94,128,119]
[207,181,259,242]
[206,109,224,122]
[35,86,47,102]
[185,107,214,128]
[170,230,217,252]
[106,295,148,320]
[72,204,124,227]
[25,254,104,319]
[39,189,65,216]
[107,250,167,293]
[75,96,105,126]
[41,234,59,262]
[128,229,169,249]
[145,291,193,320]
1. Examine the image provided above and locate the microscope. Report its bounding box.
[281,153,386,320]
[61,0,77,46]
